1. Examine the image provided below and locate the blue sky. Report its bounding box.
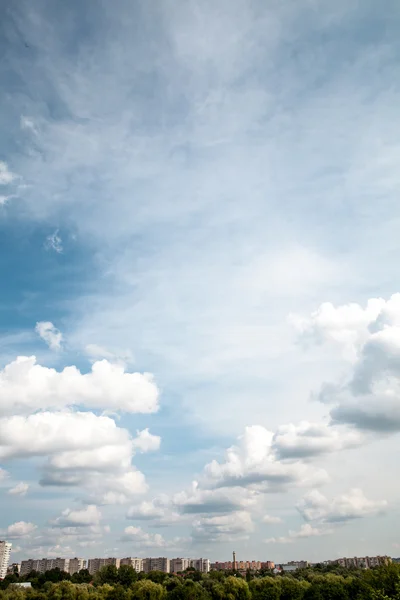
[1,0,400,565]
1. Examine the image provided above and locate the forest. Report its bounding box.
[1,563,400,600]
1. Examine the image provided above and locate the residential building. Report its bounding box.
[20,560,41,576]
[7,563,21,575]
[286,561,309,569]
[88,558,120,575]
[143,557,170,573]
[69,558,86,575]
[171,558,191,573]
[120,557,143,572]
[191,558,210,573]
[334,556,391,570]
[261,561,275,570]
[0,541,12,580]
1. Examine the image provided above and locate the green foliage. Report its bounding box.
[3,563,400,600]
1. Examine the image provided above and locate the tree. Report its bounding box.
[223,577,251,600]
[131,579,166,600]
[250,577,281,600]
[147,572,168,585]
[118,565,138,587]
[95,566,119,586]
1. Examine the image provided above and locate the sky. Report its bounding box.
[0,0,400,566]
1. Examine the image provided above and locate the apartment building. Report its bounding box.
[261,561,275,570]
[143,557,170,573]
[0,541,12,580]
[7,563,21,575]
[191,558,210,573]
[69,558,86,575]
[120,557,143,572]
[335,556,391,569]
[20,558,71,576]
[88,557,121,575]
[171,558,191,573]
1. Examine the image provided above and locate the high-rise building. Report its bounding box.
[69,558,86,575]
[233,551,237,571]
[88,557,120,575]
[190,558,210,573]
[143,557,170,573]
[170,558,191,573]
[120,557,143,572]
[0,542,12,580]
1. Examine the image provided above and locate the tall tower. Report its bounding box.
[233,551,237,571]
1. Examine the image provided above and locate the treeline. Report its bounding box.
[2,563,400,600]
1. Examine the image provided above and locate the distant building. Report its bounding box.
[120,557,143,572]
[171,558,191,573]
[0,541,12,580]
[143,557,170,573]
[191,558,210,573]
[261,561,275,570]
[69,558,86,575]
[334,556,391,569]
[88,558,120,575]
[20,557,71,576]
[286,561,309,569]
[7,563,21,575]
[11,582,32,589]
[280,564,298,572]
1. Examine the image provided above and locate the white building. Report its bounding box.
[191,558,210,573]
[120,557,143,572]
[88,557,120,575]
[0,541,12,580]
[171,558,191,573]
[69,558,86,575]
[143,557,170,573]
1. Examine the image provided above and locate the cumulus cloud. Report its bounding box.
[294,294,400,433]
[0,161,17,185]
[51,505,102,527]
[8,482,29,496]
[203,425,329,491]
[262,514,282,524]
[85,344,134,365]
[132,428,161,453]
[3,521,37,539]
[192,511,253,542]
[35,321,63,351]
[45,229,63,253]
[0,356,159,416]
[272,421,362,459]
[127,496,180,526]
[297,488,387,524]
[0,411,149,504]
[173,481,254,515]
[266,523,333,544]
[121,526,183,548]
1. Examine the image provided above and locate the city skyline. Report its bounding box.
[1,0,400,565]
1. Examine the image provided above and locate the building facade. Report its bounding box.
[120,557,143,572]
[190,558,210,573]
[69,558,86,575]
[334,556,391,569]
[170,558,191,573]
[0,541,12,580]
[143,557,170,573]
[88,557,121,575]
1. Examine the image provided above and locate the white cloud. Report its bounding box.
[266,523,333,544]
[0,411,149,504]
[35,321,63,351]
[20,115,38,134]
[296,294,400,432]
[173,480,256,515]
[272,421,362,459]
[0,356,159,416]
[4,521,37,538]
[121,526,183,548]
[132,428,161,453]
[203,425,329,491]
[192,511,253,542]
[0,468,9,481]
[297,488,387,524]
[85,344,134,365]
[52,505,102,527]
[262,514,282,524]
[45,229,63,253]
[8,482,29,496]
[127,496,180,525]
[0,161,17,185]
